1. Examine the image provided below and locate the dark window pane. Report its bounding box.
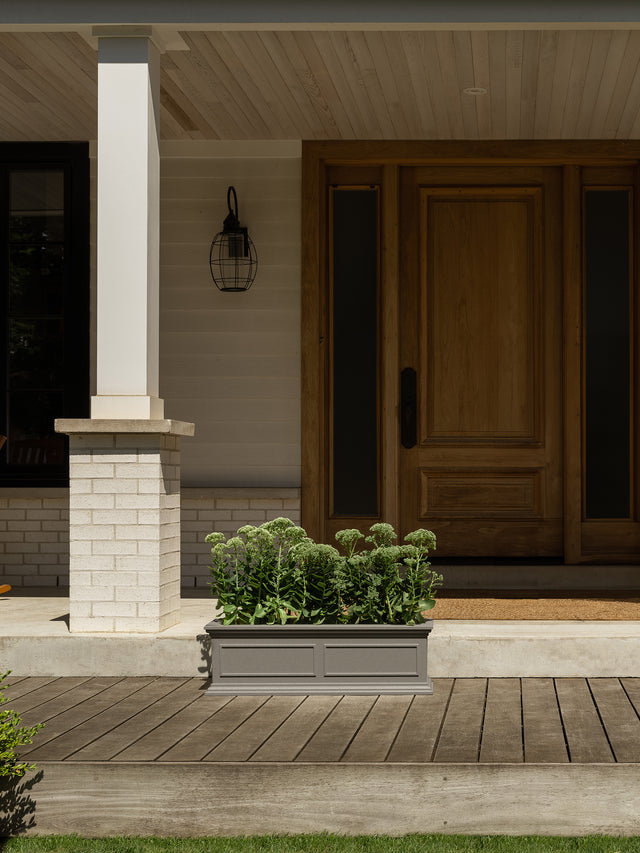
[10,213,65,243]
[7,390,66,466]
[9,244,65,315]
[584,189,631,519]
[331,187,379,516]
[9,318,65,389]
[9,171,64,243]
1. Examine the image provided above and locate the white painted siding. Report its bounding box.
[90,140,302,488]
[159,143,302,487]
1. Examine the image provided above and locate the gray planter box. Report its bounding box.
[204,620,433,695]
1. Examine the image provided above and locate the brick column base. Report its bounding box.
[56,419,194,633]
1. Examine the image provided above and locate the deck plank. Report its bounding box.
[343,695,413,762]
[160,695,269,761]
[116,693,232,761]
[20,677,153,757]
[205,696,304,761]
[8,676,92,714]
[479,678,523,763]
[433,678,487,762]
[589,678,640,762]
[387,679,454,762]
[555,678,613,763]
[620,678,640,717]
[2,675,28,690]
[25,677,160,760]
[296,696,377,762]
[19,677,126,729]
[2,676,58,702]
[250,695,341,762]
[67,678,197,761]
[522,677,569,763]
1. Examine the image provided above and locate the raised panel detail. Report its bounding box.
[419,469,543,519]
[324,643,420,678]
[219,644,316,678]
[421,187,541,444]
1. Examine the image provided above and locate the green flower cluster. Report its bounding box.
[206,518,442,626]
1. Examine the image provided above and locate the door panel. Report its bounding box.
[400,167,563,557]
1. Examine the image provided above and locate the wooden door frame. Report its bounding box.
[302,140,640,558]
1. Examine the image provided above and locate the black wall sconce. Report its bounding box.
[209,186,258,292]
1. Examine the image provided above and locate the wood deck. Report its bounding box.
[5,676,640,837]
[7,674,640,764]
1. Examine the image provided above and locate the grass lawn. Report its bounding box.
[0,836,637,852]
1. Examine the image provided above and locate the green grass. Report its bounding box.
[1,836,638,853]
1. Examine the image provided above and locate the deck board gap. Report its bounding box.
[110,679,208,760]
[291,696,341,761]
[200,695,271,760]
[429,677,456,762]
[61,679,184,760]
[337,695,379,762]
[477,678,490,762]
[587,677,617,762]
[619,678,640,725]
[553,677,573,762]
[245,696,307,761]
[383,694,416,762]
[153,694,236,760]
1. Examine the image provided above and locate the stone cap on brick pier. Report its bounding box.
[55,419,195,436]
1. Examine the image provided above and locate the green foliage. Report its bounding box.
[3,835,640,853]
[0,671,44,779]
[207,518,442,626]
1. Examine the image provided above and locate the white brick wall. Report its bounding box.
[0,489,69,587]
[180,487,302,589]
[0,485,302,590]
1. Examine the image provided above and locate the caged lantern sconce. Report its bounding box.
[209,186,258,292]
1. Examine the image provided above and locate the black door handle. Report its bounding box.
[400,368,417,448]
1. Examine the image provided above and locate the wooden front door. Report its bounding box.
[398,166,564,557]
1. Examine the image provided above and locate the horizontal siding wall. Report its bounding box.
[159,142,302,487]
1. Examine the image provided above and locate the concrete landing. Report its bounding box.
[2,594,640,677]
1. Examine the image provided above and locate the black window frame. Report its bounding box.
[0,142,90,487]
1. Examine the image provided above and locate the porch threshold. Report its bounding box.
[2,594,640,677]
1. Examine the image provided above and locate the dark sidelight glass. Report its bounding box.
[330,187,379,516]
[0,145,89,485]
[584,189,631,519]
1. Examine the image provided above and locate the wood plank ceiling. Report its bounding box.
[1,28,640,140]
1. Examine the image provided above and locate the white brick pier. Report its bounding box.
[56,419,194,633]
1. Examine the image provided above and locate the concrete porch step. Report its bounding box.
[1,595,640,677]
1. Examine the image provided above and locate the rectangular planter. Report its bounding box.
[204,620,433,695]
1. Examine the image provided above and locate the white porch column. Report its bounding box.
[93,34,163,420]
[54,33,195,633]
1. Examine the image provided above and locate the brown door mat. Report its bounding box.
[434,589,640,620]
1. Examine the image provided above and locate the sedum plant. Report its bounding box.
[207,518,442,626]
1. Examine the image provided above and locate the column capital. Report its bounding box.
[55,418,195,437]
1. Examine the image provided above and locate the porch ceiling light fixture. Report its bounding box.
[209,186,258,292]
